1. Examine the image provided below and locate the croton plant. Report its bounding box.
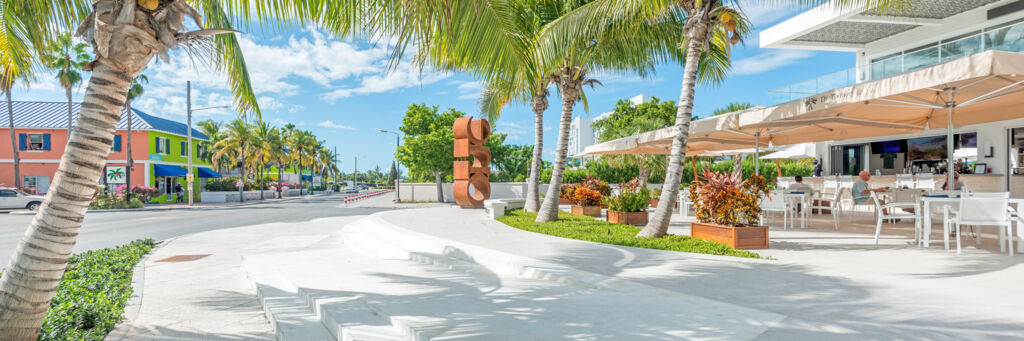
[571,187,603,207]
[688,167,769,227]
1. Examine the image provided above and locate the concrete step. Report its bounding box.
[249,271,334,341]
[296,289,403,341]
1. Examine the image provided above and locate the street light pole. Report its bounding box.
[378,129,401,201]
[185,80,230,206]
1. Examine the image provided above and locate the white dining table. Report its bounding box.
[783,193,810,229]
[917,196,1024,253]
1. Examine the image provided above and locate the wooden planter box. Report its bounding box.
[648,199,679,209]
[607,210,648,226]
[559,198,571,205]
[690,222,769,249]
[571,205,602,217]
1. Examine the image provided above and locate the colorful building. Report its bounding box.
[0,101,219,203]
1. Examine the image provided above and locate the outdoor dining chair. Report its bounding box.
[822,176,839,196]
[679,187,692,218]
[915,173,936,190]
[838,175,855,213]
[895,174,915,189]
[870,191,918,245]
[760,190,790,229]
[943,192,1014,255]
[809,187,842,230]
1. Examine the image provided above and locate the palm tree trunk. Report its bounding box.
[434,171,444,202]
[731,154,742,179]
[525,93,547,212]
[259,164,264,200]
[536,77,579,222]
[277,156,284,198]
[298,149,303,196]
[7,91,20,189]
[638,19,710,238]
[0,62,133,339]
[239,144,245,202]
[125,101,133,200]
[66,87,73,137]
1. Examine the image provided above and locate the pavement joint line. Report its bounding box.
[104,237,172,341]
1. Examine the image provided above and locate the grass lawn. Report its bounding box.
[498,210,763,259]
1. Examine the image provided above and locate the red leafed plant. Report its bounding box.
[688,166,769,227]
[560,184,577,200]
[571,187,603,207]
[580,175,611,196]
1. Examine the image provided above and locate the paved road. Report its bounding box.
[0,194,389,266]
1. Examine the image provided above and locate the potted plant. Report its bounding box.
[648,188,662,207]
[605,178,650,225]
[570,187,603,217]
[689,167,770,249]
[580,175,611,208]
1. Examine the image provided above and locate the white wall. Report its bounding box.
[397,182,552,203]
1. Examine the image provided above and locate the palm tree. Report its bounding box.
[290,131,317,196]
[317,147,339,190]
[197,119,225,170]
[1,70,30,189]
[251,121,276,200]
[266,127,289,198]
[214,119,252,203]
[43,33,91,137]
[124,74,147,199]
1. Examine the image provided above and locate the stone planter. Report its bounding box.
[690,222,769,249]
[570,205,602,217]
[607,210,648,226]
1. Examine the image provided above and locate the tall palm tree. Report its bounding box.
[1,70,30,189]
[197,119,225,170]
[251,121,276,200]
[42,32,90,137]
[547,0,906,237]
[267,126,289,197]
[213,119,251,203]
[124,74,147,198]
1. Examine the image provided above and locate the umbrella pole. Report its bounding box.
[755,133,761,176]
[947,90,956,189]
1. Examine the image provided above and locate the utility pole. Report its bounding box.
[354,156,358,190]
[378,129,401,200]
[185,81,229,206]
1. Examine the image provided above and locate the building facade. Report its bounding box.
[569,93,654,160]
[761,0,1024,194]
[0,101,218,203]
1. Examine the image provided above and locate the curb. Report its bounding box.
[9,194,330,215]
[104,237,173,341]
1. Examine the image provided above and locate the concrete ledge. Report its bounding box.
[484,198,526,219]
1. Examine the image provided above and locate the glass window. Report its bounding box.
[155,137,163,153]
[0,190,17,197]
[22,176,37,189]
[27,134,44,151]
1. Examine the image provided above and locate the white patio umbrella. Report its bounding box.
[760,143,816,160]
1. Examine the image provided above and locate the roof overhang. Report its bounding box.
[761,0,1004,52]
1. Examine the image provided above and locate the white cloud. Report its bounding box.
[730,50,814,76]
[321,61,449,101]
[735,1,802,28]
[317,120,356,130]
[495,121,527,141]
[454,80,483,100]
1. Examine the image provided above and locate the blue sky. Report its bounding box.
[12,2,853,174]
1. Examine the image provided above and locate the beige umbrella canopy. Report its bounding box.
[735,50,1024,185]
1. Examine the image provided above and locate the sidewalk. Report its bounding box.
[8,193,326,215]
[104,195,398,340]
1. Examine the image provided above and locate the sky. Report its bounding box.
[12,1,854,174]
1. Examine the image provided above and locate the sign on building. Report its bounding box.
[105,166,127,184]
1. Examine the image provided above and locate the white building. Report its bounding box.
[760,0,1024,194]
[568,94,654,160]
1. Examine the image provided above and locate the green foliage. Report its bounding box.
[396,103,462,182]
[497,210,761,259]
[604,179,650,212]
[37,239,156,340]
[542,159,660,185]
[708,101,755,118]
[490,143,532,182]
[88,195,144,210]
[689,169,770,227]
[679,158,812,187]
[591,97,676,143]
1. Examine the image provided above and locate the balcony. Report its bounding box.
[767,19,1024,105]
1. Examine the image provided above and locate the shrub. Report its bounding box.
[89,194,145,210]
[605,179,650,212]
[580,175,611,196]
[115,185,160,203]
[498,210,762,259]
[689,167,769,227]
[649,187,662,199]
[571,187,602,206]
[559,184,577,200]
[33,239,156,340]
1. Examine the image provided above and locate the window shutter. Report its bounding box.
[114,135,122,152]
[154,137,161,153]
[164,139,170,155]
[18,134,26,151]
[43,134,51,150]
[180,141,186,156]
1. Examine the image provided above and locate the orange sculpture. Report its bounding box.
[453,117,491,208]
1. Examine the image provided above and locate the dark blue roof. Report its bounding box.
[0,101,208,140]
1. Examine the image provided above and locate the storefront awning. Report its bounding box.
[196,167,220,178]
[153,164,188,177]
[301,174,312,181]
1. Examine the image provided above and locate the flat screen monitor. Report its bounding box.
[871,140,905,154]
[907,135,947,160]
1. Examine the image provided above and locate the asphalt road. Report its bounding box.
[0,194,390,266]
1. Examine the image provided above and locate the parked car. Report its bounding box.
[0,188,44,211]
[358,184,369,190]
[345,187,358,194]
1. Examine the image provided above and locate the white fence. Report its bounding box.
[201,189,304,203]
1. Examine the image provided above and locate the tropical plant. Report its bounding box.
[570,186,602,207]
[579,175,612,196]
[124,74,147,199]
[689,167,769,227]
[197,119,224,167]
[711,101,754,178]
[250,121,276,200]
[560,183,577,200]
[601,116,668,187]
[2,70,29,188]
[395,103,461,202]
[43,32,91,136]
[605,178,651,212]
[213,119,252,202]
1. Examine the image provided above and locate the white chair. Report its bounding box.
[777,177,794,188]
[760,190,789,229]
[915,173,936,190]
[838,176,855,212]
[870,191,918,245]
[822,176,839,196]
[943,192,1014,255]
[895,174,915,189]
[809,188,842,230]
[679,187,692,217]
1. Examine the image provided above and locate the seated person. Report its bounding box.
[787,175,814,196]
[853,170,891,214]
[942,173,965,191]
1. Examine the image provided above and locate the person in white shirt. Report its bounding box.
[787,175,814,196]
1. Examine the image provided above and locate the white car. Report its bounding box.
[0,188,44,211]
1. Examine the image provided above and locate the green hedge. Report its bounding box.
[540,157,811,187]
[89,196,145,210]
[37,239,155,340]
[497,210,762,259]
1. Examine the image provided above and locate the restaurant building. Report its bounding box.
[0,101,219,203]
[760,0,1024,195]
